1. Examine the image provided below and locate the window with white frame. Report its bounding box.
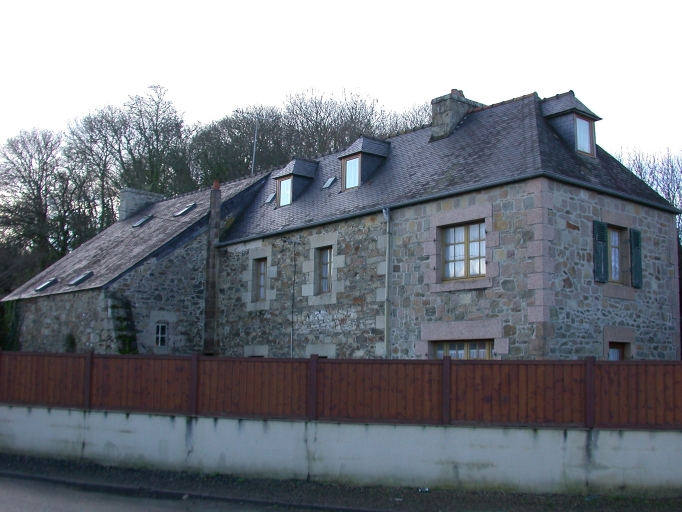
[155,323,168,347]
[342,156,360,190]
[278,177,292,206]
[442,222,486,279]
[575,116,595,155]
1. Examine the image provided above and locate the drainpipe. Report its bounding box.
[382,207,392,359]
[203,180,221,355]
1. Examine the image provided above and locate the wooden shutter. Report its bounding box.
[630,229,643,289]
[593,220,608,283]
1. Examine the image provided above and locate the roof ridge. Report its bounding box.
[540,90,575,102]
[468,92,538,114]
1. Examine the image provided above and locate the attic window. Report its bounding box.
[173,203,196,217]
[575,116,595,156]
[132,215,153,227]
[322,177,336,189]
[34,278,57,292]
[342,156,360,190]
[68,271,94,286]
[278,177,292,207]
[265,193,276,204]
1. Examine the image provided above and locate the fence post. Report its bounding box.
[585,356,596,429]
[190,352,199,416]
[308,355,318,421]
[442,356,451,425]
[83,350,93,410]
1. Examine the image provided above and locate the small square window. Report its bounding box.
[608,342,630,361]
[155,323,168,347]
[254,258,267,301]
[342,156,360,190]
[278,177,292,206]
[576,116,594,155]
[442,222,486,280]
[317,247,333,294]
[432,341,492,360]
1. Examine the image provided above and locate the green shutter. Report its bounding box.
[630,229,643,289]
[593,220,608,283]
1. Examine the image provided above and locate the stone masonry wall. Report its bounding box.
[545,179,680,360]
[218,215,387,358]
[17,289,120,354]
[111,233,208,354]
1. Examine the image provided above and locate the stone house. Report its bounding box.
[4,89,680,360]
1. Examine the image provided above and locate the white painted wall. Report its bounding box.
[1,405,681,495]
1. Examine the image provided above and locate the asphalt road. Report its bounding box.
[0,477,306,512]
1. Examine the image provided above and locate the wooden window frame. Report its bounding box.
[155,323,168,347]
[317,246,333,294]
[608,342,631,361]
[254,257,267,301]
[442,221,486,281]
[431,340,492,360]
[575,115,595,157]
[277,177,292,206]
[341,155,361,191]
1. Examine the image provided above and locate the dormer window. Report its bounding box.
[278,177,292,206]
[575,116,595,156]
[342,156,360,190]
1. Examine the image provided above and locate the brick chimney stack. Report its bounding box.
[430,89,484,142]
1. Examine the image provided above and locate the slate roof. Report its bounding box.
[272,158,318,179]
[220,92,674,244]
[541,91,601,120]
[5,90,676,302]
[3,173,266,301]
[338,135,390,158]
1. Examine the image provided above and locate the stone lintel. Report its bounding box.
[422,319,502,341]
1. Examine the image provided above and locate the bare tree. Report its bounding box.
[617,148,682,236]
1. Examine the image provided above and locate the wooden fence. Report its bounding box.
[1,351,681,430]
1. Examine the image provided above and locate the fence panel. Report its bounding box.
[595,362,682,428]
[0,352,85,408]
[90,355,190,414]
[315,360,442,423]
[3,352,682,430]
[449,361,585,426]
[196,358,308,419]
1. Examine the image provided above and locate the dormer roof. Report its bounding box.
[272,158,319,179]
[541,91,602,120]
[338,135,390,159]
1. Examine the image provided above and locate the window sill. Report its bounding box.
[429,277,492,293]
[602,282,635,300]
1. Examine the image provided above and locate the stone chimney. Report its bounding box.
[118,188,165,221]
[203,180,221,355]
[430,89,484,142]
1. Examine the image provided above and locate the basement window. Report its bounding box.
[173,203,196,217]
[431,340,492,359]
[68,271,94,286]
[132,215,153,227]
[34,278,58,292]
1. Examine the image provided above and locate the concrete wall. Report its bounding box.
[1,405,682,495]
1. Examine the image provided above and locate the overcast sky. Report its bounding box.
[1,0,679,156]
